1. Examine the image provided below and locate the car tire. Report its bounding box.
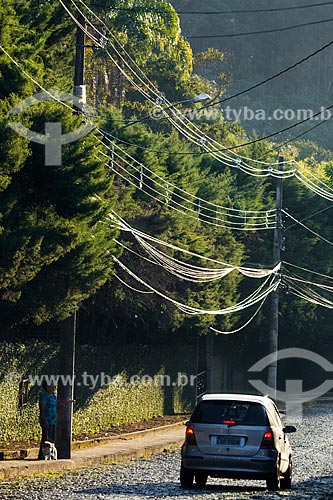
[266,465,281,491]
[281,457,292,489]
[195,472,208,488]
[180,464,194,488]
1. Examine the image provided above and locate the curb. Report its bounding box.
[1,421,186,460]
[0,424,185,481]
[72,420,187,449]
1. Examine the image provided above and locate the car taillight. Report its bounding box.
[223,419,236,425]
[261,429,274,449]
[185,425,197,446]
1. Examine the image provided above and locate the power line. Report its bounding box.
[114,255,279,316]
[70,0,291,170]
[284,205,333,232]
[2,1,331,199]
[96,141,277,230]
[282,210,333,247]
[187,18,333,39]
[85,1,333,14]
[178,2,333,14]
[69,0,333,190]
[3,34,332,205]
[70,0,332,183]
[201,39,333,108]
[283,261,333,282]
[110,212,280,272]
[0,40,291,178]
[268,116,332,152]
[110,213,280,277]
[226,104,333,150]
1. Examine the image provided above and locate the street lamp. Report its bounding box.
[191,93,211,103]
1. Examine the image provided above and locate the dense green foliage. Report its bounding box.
[0,0,332,361]
[0,1,119,330]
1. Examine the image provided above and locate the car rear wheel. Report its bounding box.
[266,465,281,491]
[180,464,194,488]
[281,457,292,489]
[195,472,208,488]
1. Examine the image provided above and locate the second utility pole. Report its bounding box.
[267,156,284,401]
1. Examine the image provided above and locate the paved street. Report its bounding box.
[1,403,332,500]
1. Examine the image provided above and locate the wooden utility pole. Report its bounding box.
[55,15,85,459]
[55,312,77,458]
[267,157,284,400]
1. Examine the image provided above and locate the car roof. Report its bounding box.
[200,393,274,409]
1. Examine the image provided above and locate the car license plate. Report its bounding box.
[211,435,243,446]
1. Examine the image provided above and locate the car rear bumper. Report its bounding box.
[182,449,278,478]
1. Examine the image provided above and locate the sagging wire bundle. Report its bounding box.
[113,255,280,316]
[109,211,281,281]
[107,211,282,333]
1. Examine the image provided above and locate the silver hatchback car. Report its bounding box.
[180,393,296,490]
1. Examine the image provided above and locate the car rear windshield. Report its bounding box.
[190,400,269,426]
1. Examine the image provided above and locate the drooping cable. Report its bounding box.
[109,211,281,277]
[113,273,153,294]
[209,296,267,335]
[113,255,280,315]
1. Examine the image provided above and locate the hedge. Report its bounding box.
[0,341,195,445]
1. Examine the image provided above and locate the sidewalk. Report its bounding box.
[0,422,185,481]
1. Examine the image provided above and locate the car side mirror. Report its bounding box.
[184,420,189,426]
[283,425,296,433]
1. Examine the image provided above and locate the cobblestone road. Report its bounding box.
[1,403,332,500]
